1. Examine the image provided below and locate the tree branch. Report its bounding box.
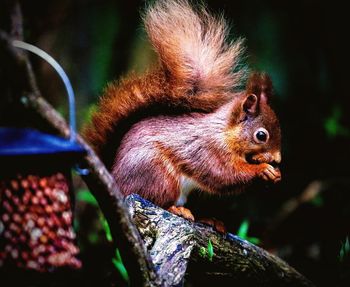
[126,194,315,287]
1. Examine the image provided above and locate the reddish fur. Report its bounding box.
[144,0,245,91]
[83,0,282,208]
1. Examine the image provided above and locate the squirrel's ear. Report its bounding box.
[230,94,258,124]
[243,94,258,115]
[246,72,273,104]
[230,94,258,123]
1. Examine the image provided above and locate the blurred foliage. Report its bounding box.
[324,105,350,139]
[339,237,350,262]
[88,2,119,96]
[199,239,214,262]
[236,219,261,245]
[76,189,98,206]
[310,194,324,207]
[207,239,214,262]
[75,188,129,284]
[112,249,129,284]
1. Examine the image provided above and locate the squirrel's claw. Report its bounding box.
[198,218,226,234]
[260,164,281,183]
[251,153,273,164]
[168,206,195,221]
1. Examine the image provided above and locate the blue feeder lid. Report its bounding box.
[0,127,85,158]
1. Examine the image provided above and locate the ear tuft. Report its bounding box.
[246,72,273,104]
[243,94,258,115]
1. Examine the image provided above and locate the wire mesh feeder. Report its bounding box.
[0,128,85,272]
[0,40,86,274]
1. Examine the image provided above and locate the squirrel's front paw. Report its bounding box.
[260,164,281,183]
[168,206,195,221]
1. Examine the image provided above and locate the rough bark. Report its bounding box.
[126,194,315,287]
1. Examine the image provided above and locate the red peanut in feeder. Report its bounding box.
[0,40,86,274]
[0,128,85,272]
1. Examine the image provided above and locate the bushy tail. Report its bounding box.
[84,0,247,168]
[144,0,246,92]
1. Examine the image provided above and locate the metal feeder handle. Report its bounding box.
[12,40,77,142]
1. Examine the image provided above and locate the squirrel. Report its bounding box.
[84,0,282,222]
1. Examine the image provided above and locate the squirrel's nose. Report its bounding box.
[270,151,281,166]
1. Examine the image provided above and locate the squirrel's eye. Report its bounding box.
[254,128,269,144]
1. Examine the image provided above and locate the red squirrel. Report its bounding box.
[84,0,281,221]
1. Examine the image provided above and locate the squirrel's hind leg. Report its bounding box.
[112,151,181,208]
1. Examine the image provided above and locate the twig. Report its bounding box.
[267,180,325,235]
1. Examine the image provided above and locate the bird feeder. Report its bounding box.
[0,41,86,272]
